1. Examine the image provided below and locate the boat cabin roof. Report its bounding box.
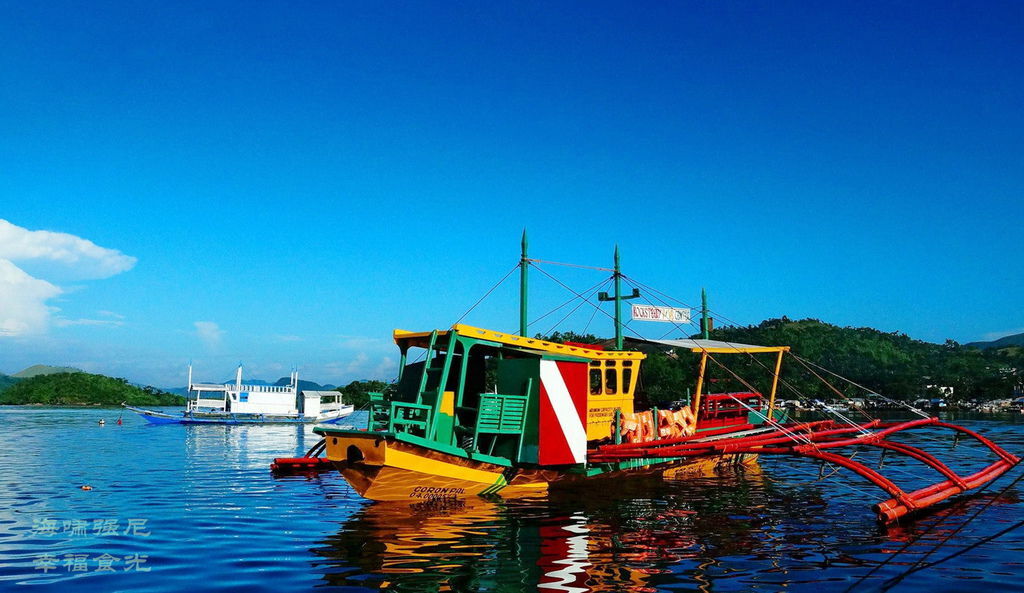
[393,324,645,362]
[632,337,790,354]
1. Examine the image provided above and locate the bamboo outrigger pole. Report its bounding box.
[767,349,784,419]
[692,350,708,416]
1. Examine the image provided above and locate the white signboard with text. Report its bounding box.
[631,304,691,324]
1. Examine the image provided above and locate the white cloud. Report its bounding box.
[0,219,137,279]
[335,335,390,350]
[0,259,62,336]
[194,321,225,349]
[345,352,370,374]
[54,317,125,328]
[0,220,136,339]
[372,356,397,380]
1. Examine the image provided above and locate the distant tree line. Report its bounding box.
[0,372,185,406]
[335,379,391,408]
[703,318,1022,402]
[539,319,1024,404]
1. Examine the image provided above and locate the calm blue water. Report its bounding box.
[0,407,1021,592]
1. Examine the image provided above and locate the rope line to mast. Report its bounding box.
[453,263,520,326]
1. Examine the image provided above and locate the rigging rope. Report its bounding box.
[453,263,520,326]
[527,276,612,329]
[542,277,614,338]
[525,258,614,272]
[619,275,860,437]
[621,274,931,429]
[791,354,931,420]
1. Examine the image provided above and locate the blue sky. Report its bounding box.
[1,2,1021,387]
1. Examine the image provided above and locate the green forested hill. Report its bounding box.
[0,372,185,406]
[11,364,83,378]
[966,332,1024,350]
[0,374,19,391]
[699,318,1023,401]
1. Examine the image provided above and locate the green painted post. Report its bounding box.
[520,229,529,337]
[614,408,622,444]
[598,245,639,351]
[701,288,709,340]
[614,245,623,350]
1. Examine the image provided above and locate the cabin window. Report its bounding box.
[589,369,602,395]
[605,368,616,394]
[622,368,632,393]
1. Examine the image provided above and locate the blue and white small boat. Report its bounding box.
[125,365,354,425]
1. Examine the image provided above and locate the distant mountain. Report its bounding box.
[12,365,83,379]
[966,332,1024,350]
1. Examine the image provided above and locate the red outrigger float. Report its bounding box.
[590,416,1018,523]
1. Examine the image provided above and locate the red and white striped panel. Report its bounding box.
[538,360,588,465]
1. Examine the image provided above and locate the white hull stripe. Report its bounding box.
[539,360,588,464]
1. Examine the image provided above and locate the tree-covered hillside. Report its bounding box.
[0,372,185,406]
[699,318,1022,401]
[0,374,19,392]
[540,319,1023,404]
[336,379,391,408]
[12,364,83,378]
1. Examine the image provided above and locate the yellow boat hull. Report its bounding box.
[322,431,757,502]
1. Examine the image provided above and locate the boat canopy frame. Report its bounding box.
[628,336,790,421]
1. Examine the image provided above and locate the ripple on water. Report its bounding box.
[1,408,1022,592]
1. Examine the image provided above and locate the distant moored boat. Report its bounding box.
[124,365,353,424]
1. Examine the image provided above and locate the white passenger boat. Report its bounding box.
[125,365,354,425]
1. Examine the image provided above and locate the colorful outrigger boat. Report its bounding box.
[312,238,1018,523]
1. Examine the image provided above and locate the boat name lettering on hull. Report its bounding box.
[409,486,466,499]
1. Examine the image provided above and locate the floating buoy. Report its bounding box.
[80,485,93,491]
[270,457,334,472]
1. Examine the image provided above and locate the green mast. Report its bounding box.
[519,229,529,336]
[701,287,710,340]
[614,246,623,350]
[599,244,639,350]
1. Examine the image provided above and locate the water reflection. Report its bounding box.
[182,422,313,470]
[314,458,1024,592]
[1,408,1018,592]
[313,463,803,592]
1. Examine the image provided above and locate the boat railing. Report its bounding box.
[191,383,296,394]
[318,393,347,412]
[188,398,227,411]
[239,384,294,393]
